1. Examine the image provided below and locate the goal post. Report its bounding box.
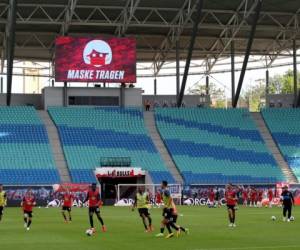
[116,184,182,206]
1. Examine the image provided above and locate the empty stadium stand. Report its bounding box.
[261,108,300,182]
[0,106,60,184]
[155,108,286,184]
[252,112,297,182]
[48,107,175,184]
[144,111,184,184]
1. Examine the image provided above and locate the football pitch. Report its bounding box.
[1,206,300,250]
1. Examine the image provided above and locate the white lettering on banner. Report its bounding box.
[183,198,226,206]
[47,199,88,207]
[98,70,105,79]
[67,70,94,79]
[67,69,125,80]
[95,70,125,80]
[107,170,131,177]
[95,167,145,178]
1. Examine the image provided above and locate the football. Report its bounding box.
[290,216,295,221]
[271,216,276,221]
[85,229,94,236]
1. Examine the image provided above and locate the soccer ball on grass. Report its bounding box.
[86,229,94,236]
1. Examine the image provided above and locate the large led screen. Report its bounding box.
[55,36,136,83]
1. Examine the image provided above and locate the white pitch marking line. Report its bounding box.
[190,245,300,250]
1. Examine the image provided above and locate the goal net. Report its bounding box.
[115,184,182,206]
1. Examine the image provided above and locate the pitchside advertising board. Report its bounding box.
[4,184,90,207]
[4,183,300,207]
[55,36,136,83]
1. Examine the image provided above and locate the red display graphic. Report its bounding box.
[55,36,136,83]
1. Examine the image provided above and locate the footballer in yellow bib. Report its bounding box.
[0,184,7,222]
[132,187,153,232]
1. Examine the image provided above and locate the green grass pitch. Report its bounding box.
[1,206,300,250]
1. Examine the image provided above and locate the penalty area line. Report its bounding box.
[189,245,300,250]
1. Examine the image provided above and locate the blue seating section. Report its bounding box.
[0,106,60,184]
[155,108,285,184]
[261,108,300,181]
[48,107,175,184]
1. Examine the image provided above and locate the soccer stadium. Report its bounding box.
[0,0,300,249]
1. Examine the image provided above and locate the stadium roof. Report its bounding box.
[0,0,299,74]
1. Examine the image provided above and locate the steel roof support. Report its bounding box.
[231,39,235,107]
[115,0,141,36]
[60,0,78,35]
[206,0,258,74]
[293,39,298,107]
[233,0,262,108]
[0,33,5,94]
[60,0,78,107]
[205,75,209,95]
[265,8,300,68]
[6,0,17,106]
[177,0,204,107]
[265,69,269,95]
[153,0,199,76]
[176,39,180,98]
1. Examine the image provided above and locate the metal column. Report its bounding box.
[6,0,18,106]
[120,83,126,107]
[63,82,68,106]
[233,0,262,108]
[205,75,209,95]
[231,40,235,106]
[1,43,4,94]
[177,0,204,107]
[154,78,157,95]
[265,69,269,95]
[0,77,3,93]
[176,40,180,98]
[293,39,298,107]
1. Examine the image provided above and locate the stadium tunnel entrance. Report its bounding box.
[95,167,146,205]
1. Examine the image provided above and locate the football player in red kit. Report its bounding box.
[84,183,106,233]
[242,188,249,206]
[225,184,238,227]
[21,189,36,231]
[257,189,263,207]
[268,188,274,208]
[62,189,73,223]
[208,188,215,207]
[250,187,257,207]
[155,191,162,207]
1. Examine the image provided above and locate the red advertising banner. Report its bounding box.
[94,167,145,178]
[55,36,136,83]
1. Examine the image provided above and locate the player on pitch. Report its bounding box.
[62,189,73,223]
[0,184,7,222]
[21,189,36,231]
[84,183,106,233]
[132,187,153,232]
[225,183,238,227]
[156,181,188,238]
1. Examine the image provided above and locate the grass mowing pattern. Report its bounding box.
[0,206,300,250]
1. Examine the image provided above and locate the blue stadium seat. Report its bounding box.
[261,108,300,181]
[155,108,285,184]
[48,107,175,184]
[0,106,60,185]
